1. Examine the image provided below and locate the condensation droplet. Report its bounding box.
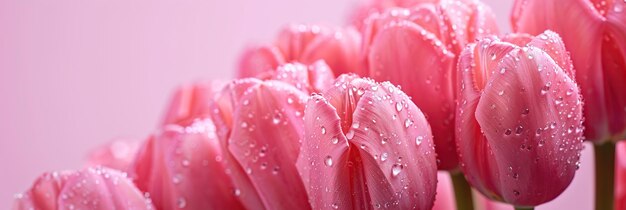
[381,153,388,162]
[325,155,333,167]
[345,130,355,140]
[391,163,403,177]
[321,126,326,134]
[396,102,403,112]
[177,197,187,208]
[331,136,339,144]
[415,136,423,146]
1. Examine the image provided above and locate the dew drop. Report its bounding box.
[234,189,241,196]
[498,90,504,96]
[331,203,339,209]
[321,126,326,134]
[550,122,557,129]
[381,137,388,145]
[181,159,190,167]
[404,119,413,128]
[331,136,339,144]
[504,129,512,136]
[352,122,360,129]
[272,113,282,124]
[513,190,520,196]
[287,97,294,104]
[499,67,506,74]
[521,108,529,116]
[541,82,551,95]
[177,197,187,208]
[324,155,333,167]
[490,53,497,60]
[381,153,388,162]
[415,136,423,146]
[515,125,524,135]
[396,102,403,112]
[345,130,355,140]
[241,122,248,128]
[391,163,403,177]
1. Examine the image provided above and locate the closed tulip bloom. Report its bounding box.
[362,0,499,170]
[87,139,140,172]
[456,31,584,206]
[13,167,153,210]
[297,75,438,209]
[512,0,626,142]
[209,73,321,209]
[132,119,248,210]
[161,80,225,126]
[238,24,364,78]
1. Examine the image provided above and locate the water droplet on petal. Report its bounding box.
[324,155,333,167]
[404,119,413,128]
[391,163,403,177]
[345,130,355,140]
[515,125,524,135]
[272,113,282,124]
[396,102,403,112]
[321,126,326,134]
[177,197,187,208]
[381,153,388,162]
[504,129,512,136]
[331,136,339,144]
[415,136,423,146]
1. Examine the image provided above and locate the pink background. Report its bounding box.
[0,0,592,209]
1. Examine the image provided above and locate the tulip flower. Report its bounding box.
[512,0,626,143]
[237,24,365,78]
[87,139,139,172]
[132,119,248,210]
[296,75,438,209]
[361,0,499,171]
[161,80,225,126]
[207,64,336,209]
[13,167,153,210]
[456,30,584,208]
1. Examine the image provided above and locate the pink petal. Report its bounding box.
[227,80,311,209]
[210,78,263,142]
[86,139,140,172]
[439,0,499,53]
[132,119,251,210]
[236,45,285,78]
[457,36,584,206]
[14,167,153,210]
[367,19,458,170]
[276,24,327,61]
[271,61,335,93]
[297,77,437,209]
[432,172,455,210]
[161,80,226,126]
[602,1,626,139]
[299,27,365,76]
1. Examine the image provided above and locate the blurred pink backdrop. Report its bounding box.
[0,0,593,209]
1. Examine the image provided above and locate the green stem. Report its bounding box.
[594,142,616,210]
[451,172,474,210]
[514,207,534,210]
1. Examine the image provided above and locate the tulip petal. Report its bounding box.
[161,81,225,126]
[439,0,499,53]
[271,61,335,93]
[87,139,139,172]
[227,80,311,209]
[14,168,153,210]
[237,45,285,78]
[210,78,263,142]
[368,19,458,170]
[603,2,626,138]
[276,24,328,61]
[300,27,365,76]
[132,119,250,210]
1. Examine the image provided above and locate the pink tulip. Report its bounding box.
[208,69,330,209]
[361,0,499,170]
[132,118,248,210]
[237,24,364,78]
[456,31,585,206]
[87,139,140,172]
[297,74,438,209]
[512,0,626,142]
[161,80,225,126]
[433,172,455,210]
[13,167,153,210]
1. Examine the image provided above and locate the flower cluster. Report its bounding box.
[13,0,626,209]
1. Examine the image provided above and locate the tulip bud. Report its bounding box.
[456,31,584,206]
[13,167,153,210]
[132,119,248,210]
[297,75,438,209]
[362,0,499,170]
[512,0,626,142]
[238,24,364,78]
